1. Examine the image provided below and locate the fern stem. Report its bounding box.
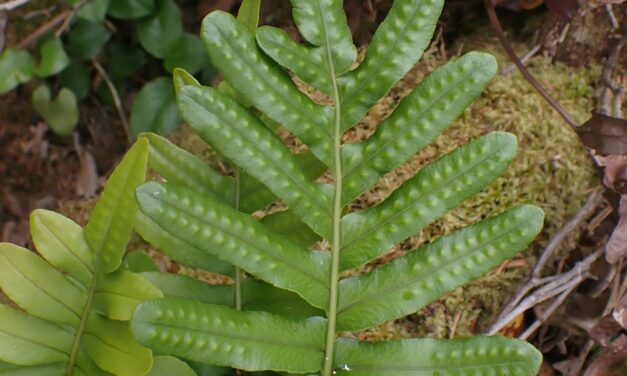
[234,168,243,311]
[67,262,100,376]
[322,37,343,376]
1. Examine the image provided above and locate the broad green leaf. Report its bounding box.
[95,270,162,320]
[135,210,235,276]
[339,0,445,131]
[35,35,69,77]
[135,182,330,308]
[85,138,149,273]
[0,49,35,94]
[30,209,94,286]
[173,68,200,94]
[164,33,210,74]
[257,27,330,94]
[177,85,332,236]
[340,131,518,271]
[31,85,79,136]
[124,250,159,272]
[108,0,154,19]
[139,272,233,306]
[77,0,111,22]
[236,0,260,34]
[290,0,356,74]
[341,52,498,204]
[107,43,147,81]
[260,210,319,248]
[141,272,321,320]
[59,62,91,101]
[132,298,326,373]
[130,77,181,136]
[148,356,197,376]
[201,11,334,167]
[83,314,152,375]
[337,205,544,331]
[0,244,83,325]
[68,20,112,59]
[137,0,183,58]
[0,361,65,375]
[0,305,72,366]
[333,337,542,375]
[140,132,233,203]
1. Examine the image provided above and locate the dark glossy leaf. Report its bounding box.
[108,0,154,19]
[130,77,181,136]
[59,62,91,101]
[576,113,627,154]
[68,20,112,59]
[137,0,183,58]
[77,0,110,22]
[107,43,147,81]
[164,33,210,74]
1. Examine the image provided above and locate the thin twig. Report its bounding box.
[0,0,29,12]
[518,281,580,340]
[605,4,619,30]
[487,247,604,335]
[533,187,605,279]
[91,59,133,145]
[501,43,541,75]
[16,9,68,48]
[55,0,89,37]
[495,188,605,322]
[486,0,579,129]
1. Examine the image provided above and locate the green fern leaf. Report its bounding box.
[333,337,542,375]
[131,298,326,373]
[0,140,159,375]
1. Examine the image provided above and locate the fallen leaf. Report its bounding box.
[606,196,627,263]
[576,113,627,155]
[545,0,580,21]
[74,134,98,198]
[590,315,624,347]
[583,335,627,376]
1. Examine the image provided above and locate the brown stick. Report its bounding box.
[16,9,69,48]
[91,59,133,145]
[485,0,579,129]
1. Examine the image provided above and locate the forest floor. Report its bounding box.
[1,1,626,375]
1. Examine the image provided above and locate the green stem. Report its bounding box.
[234,168,243,311]
[322,37,343,376]
[67,263,100,376]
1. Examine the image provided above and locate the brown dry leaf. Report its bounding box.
[584,335,627,376]
[545,0,580,21]
[590,314,624,346]
[606,196,627,263]
[74,135,98,198]
[577,114,627,155]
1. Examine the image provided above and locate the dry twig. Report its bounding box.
[0,0,29,12]
[91,59,132,145]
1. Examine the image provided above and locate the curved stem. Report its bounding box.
[486,0,579,129]
[322,32,343,376]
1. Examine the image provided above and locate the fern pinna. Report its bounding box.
[131,0,545,375]
[0,140,161,375]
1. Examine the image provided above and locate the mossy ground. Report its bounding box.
[58,29,599,340]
